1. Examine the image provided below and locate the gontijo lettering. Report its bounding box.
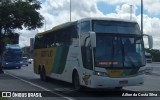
[41,50,53,57]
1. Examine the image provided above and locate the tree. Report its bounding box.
[0,0,44,53]
[146,49,160,62]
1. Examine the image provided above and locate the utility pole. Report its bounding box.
[45,19,46,31]
[141,0,143,34]
[130,5,133,20]
[70,0,71,22]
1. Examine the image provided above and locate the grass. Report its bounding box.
[0,97,8,100]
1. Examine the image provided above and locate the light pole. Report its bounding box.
[70,0,71,22]
[130,5,133,20]
[44,19,46,31]
[141,0,143,34]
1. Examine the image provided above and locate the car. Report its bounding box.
[28,58,33,64]
[22,57,29,66]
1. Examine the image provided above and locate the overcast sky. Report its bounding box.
[18,0,160,50]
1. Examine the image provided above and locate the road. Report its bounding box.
[1,62,160,100]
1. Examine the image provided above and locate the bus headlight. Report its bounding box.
[6,63,8,64]
[94,71,108,77]
[138,70,146,75]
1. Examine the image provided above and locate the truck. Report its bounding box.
[145,52,152,63]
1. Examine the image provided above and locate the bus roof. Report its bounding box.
[6,44,21,50]
[35,17,138,36]
[79,17,138,23]
[35,21,77,36]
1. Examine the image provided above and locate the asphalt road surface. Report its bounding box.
[1,62,160,100]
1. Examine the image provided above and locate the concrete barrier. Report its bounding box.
[145,62,160,75]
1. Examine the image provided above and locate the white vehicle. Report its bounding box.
[22,57,29,66]
[34,18,153,90]
[145,52,152,63]
[28,58,33,64]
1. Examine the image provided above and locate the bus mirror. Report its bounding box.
[90,32,96,48]
[143,34,153,49]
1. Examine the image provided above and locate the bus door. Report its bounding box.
[81,33,93,86]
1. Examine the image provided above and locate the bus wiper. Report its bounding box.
[121,38,125,67]
[111,38,115,67]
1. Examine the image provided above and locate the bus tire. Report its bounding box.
[73,71,81,91]
[38,66,41,74]
[40,66,47,81]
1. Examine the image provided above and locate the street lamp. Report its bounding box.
[70,0,72,22]
[141,0,143,34]
[129,5,133,20]
[44,19,46,31]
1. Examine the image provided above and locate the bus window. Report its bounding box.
[81,21,90,33]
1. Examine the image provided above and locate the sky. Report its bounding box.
[18,0,160,50]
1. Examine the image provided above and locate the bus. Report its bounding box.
[34,18,153,90]
[2,44,23,69]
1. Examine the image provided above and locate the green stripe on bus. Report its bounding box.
[52,46,69,74]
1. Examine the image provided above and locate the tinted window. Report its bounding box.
[34,23,78,49]
[81,21,90,33]
[93,20,141,35]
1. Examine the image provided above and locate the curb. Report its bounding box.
[151,72,160,76]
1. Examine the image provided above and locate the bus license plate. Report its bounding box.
[119,80,128,84]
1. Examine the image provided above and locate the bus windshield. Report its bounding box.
[95,35,145,68]
[4,50,22,62]
[92,20,145,68]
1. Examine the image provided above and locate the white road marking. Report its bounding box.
[5,72,76,100]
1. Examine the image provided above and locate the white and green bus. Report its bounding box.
[34,18,153,90]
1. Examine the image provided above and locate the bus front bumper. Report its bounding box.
[3,62,23,68]
[86,75,144,89]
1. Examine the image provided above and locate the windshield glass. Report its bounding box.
[95,35,145,68]
[5,50,22,62]
[22,57,28,60]
[93,20,140,35]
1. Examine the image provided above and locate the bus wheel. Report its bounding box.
[73,72,81,91]
[40,67,47,81]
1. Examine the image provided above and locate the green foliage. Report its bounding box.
[0,0,44,32]
[0,39,5,55]
[0,0,44,54]
[0,97,8,100]
[146,49,160,62]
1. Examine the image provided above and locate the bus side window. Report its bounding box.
[86,40,93,70]
[71,25,78,38]
[81,21,90,33]
[35,35,44,49]
[63,28,71,45]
